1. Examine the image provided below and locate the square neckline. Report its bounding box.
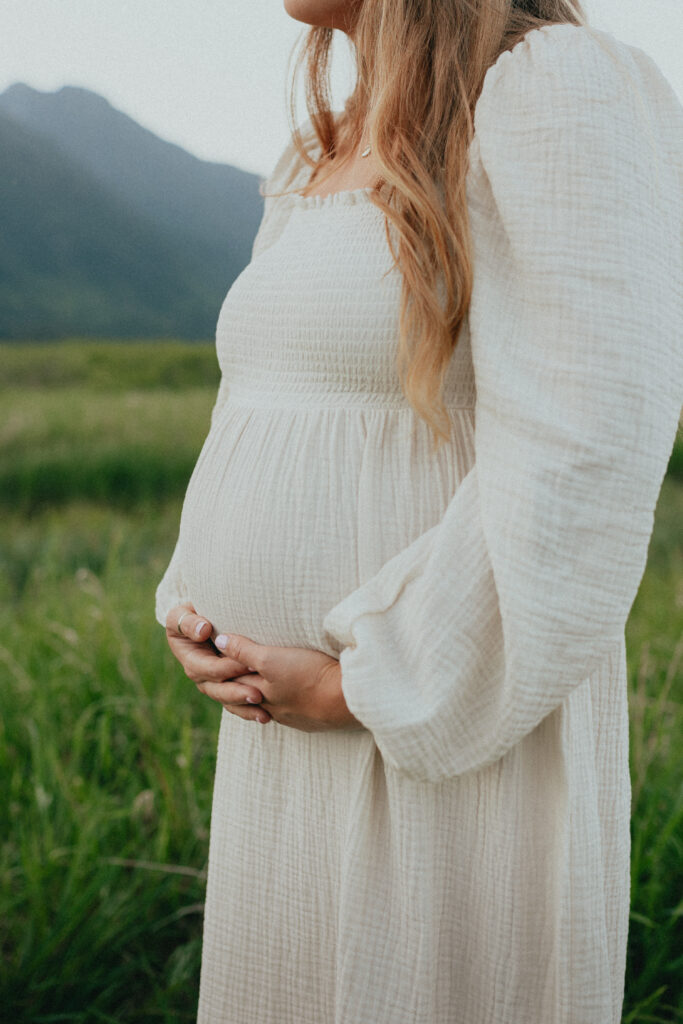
[290,185,377,210]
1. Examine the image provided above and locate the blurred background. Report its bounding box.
[0,2,681,1021]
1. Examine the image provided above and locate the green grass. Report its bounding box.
[0,341,681,1022]
[0,502,216,1022]
[1,386,215,510]
[623,475,683,1023]
[0,339,219,392]
[0,339,220,510]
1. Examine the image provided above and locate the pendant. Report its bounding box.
[360,145,371,158]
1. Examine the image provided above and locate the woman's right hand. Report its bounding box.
[165,603,272,723]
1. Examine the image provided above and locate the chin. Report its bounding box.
[283,0,349,31]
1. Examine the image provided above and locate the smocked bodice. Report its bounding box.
[216,187,476,410]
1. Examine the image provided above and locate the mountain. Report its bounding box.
[0,110,219,338]
[0,83,267,340]
[0,83,264,261]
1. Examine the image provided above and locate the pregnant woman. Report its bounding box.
[155,1,683,1021]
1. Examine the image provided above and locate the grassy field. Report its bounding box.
[1,340,682,1023]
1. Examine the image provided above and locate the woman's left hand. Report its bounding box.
[197,633,362,733]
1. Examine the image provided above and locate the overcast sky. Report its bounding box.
[0,0,681,178]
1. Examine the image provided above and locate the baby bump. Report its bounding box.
[175,404,473,654]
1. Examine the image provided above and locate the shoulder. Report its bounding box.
[474,21,683,144]
[250,115,322,260]
[259,115,321,198]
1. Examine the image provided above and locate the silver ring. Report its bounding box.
[177,610,191,637]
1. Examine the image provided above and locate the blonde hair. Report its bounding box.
[267,0,588,452]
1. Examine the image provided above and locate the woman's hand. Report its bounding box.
[165,604,270,724]
[200,632,362,733]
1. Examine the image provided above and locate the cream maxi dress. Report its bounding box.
[156,23,683,1024]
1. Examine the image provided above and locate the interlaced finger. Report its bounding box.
[180,646,261,692]
[197,680,272,722]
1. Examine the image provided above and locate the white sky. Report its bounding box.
[0,0,680,178]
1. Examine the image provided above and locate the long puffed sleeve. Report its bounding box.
[322,24,683,782]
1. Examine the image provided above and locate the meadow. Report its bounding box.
[1,340,681,1023]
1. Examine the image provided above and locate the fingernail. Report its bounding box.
[215,634,229,650]
[245,696,259,704]
[195,620,208,638]
[256,713,268,723]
